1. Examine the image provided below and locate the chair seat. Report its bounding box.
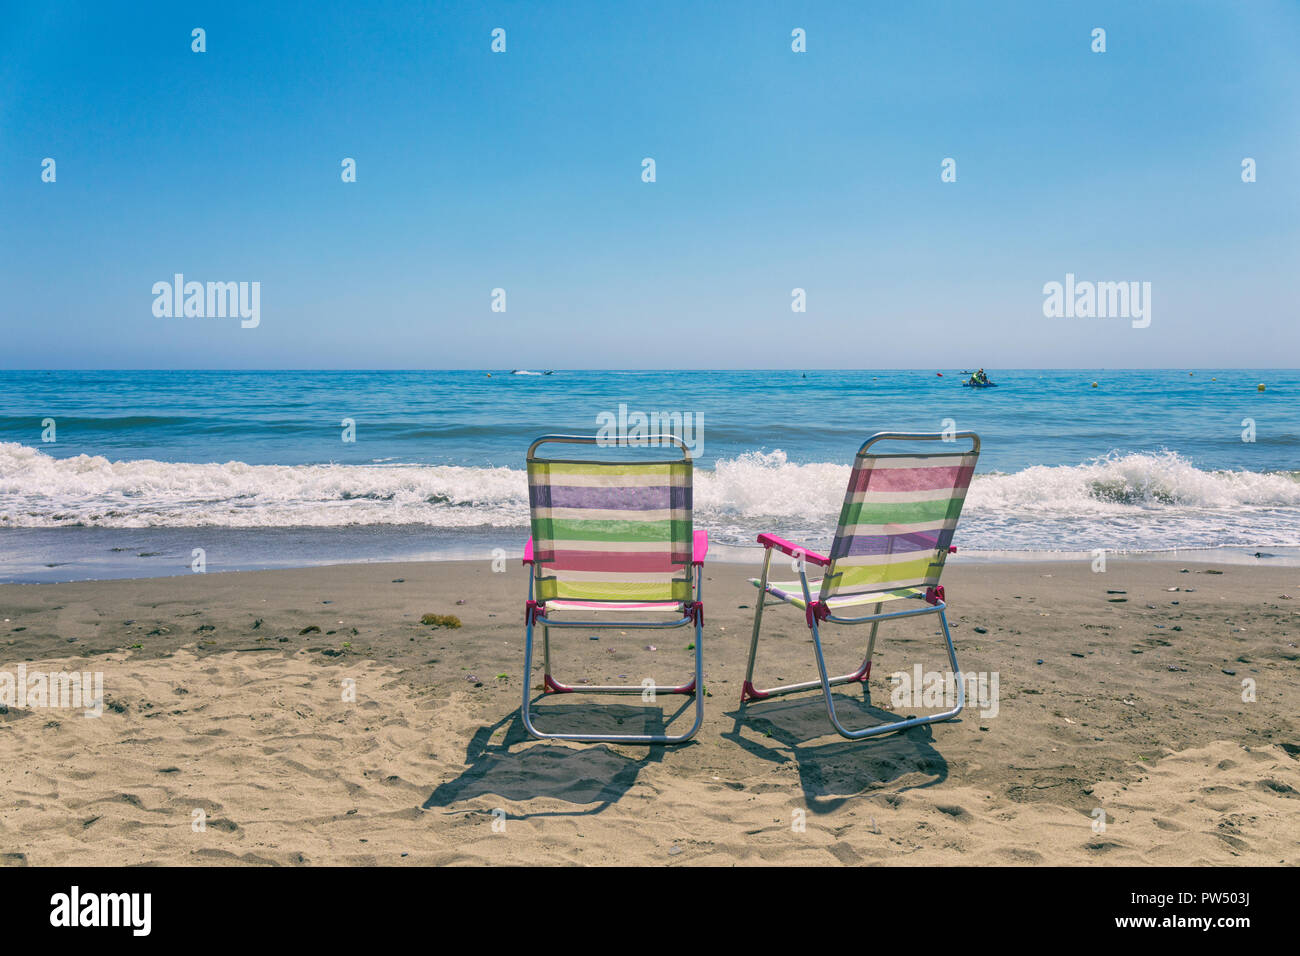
[749,578,926,611]
[543,599,685,614]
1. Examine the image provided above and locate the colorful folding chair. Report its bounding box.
[741,432,980,739]
[521,434,707,743]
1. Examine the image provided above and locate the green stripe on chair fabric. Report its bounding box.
[532,518,692,544]
[837,497,963,527]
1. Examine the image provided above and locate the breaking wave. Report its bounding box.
[2,443,1298,551]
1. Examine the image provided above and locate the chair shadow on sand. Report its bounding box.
[723,685,953,814]
[423,695,697,820]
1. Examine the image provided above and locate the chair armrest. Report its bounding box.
[692,529,709,564]
[756,533,830,567]
[522,537,534,564]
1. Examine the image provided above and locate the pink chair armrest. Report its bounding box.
[522,537,534,564]
[692,529,709,564]
[756,532,830,567]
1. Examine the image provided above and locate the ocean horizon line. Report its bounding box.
[3,366,1297,373]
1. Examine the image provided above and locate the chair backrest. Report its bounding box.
[527,435,694,604]
[821,432,979,600]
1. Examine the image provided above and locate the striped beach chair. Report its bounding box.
[520,434,707,743]
[741,432,980,739]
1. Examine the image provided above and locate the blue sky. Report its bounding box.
[2,0,1297,369]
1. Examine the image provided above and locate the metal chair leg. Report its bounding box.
[741,549,773,702]
[521,613,704,745]
[812,606,964,740]
[742,560,875,703]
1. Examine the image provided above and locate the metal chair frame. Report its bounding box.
[740,432,979,740]
[521,434,705,744]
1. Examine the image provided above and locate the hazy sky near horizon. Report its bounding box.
[2,0,1298,370]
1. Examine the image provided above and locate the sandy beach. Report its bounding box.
[0,556,1295,866]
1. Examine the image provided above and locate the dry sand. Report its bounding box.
[0,557,1296,866]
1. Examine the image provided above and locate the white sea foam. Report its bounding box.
[1,443,1297,550]
[0,442,527,529]
[972,450,1300,512]
[692,449,1300,550]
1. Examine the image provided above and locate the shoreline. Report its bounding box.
[3,525,1300,584]
[0,557,1295,865]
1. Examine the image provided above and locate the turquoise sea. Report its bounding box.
[1,369,1297,580]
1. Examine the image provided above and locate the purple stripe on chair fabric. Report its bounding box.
[832,527,955,558]
[530,484,691,511]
